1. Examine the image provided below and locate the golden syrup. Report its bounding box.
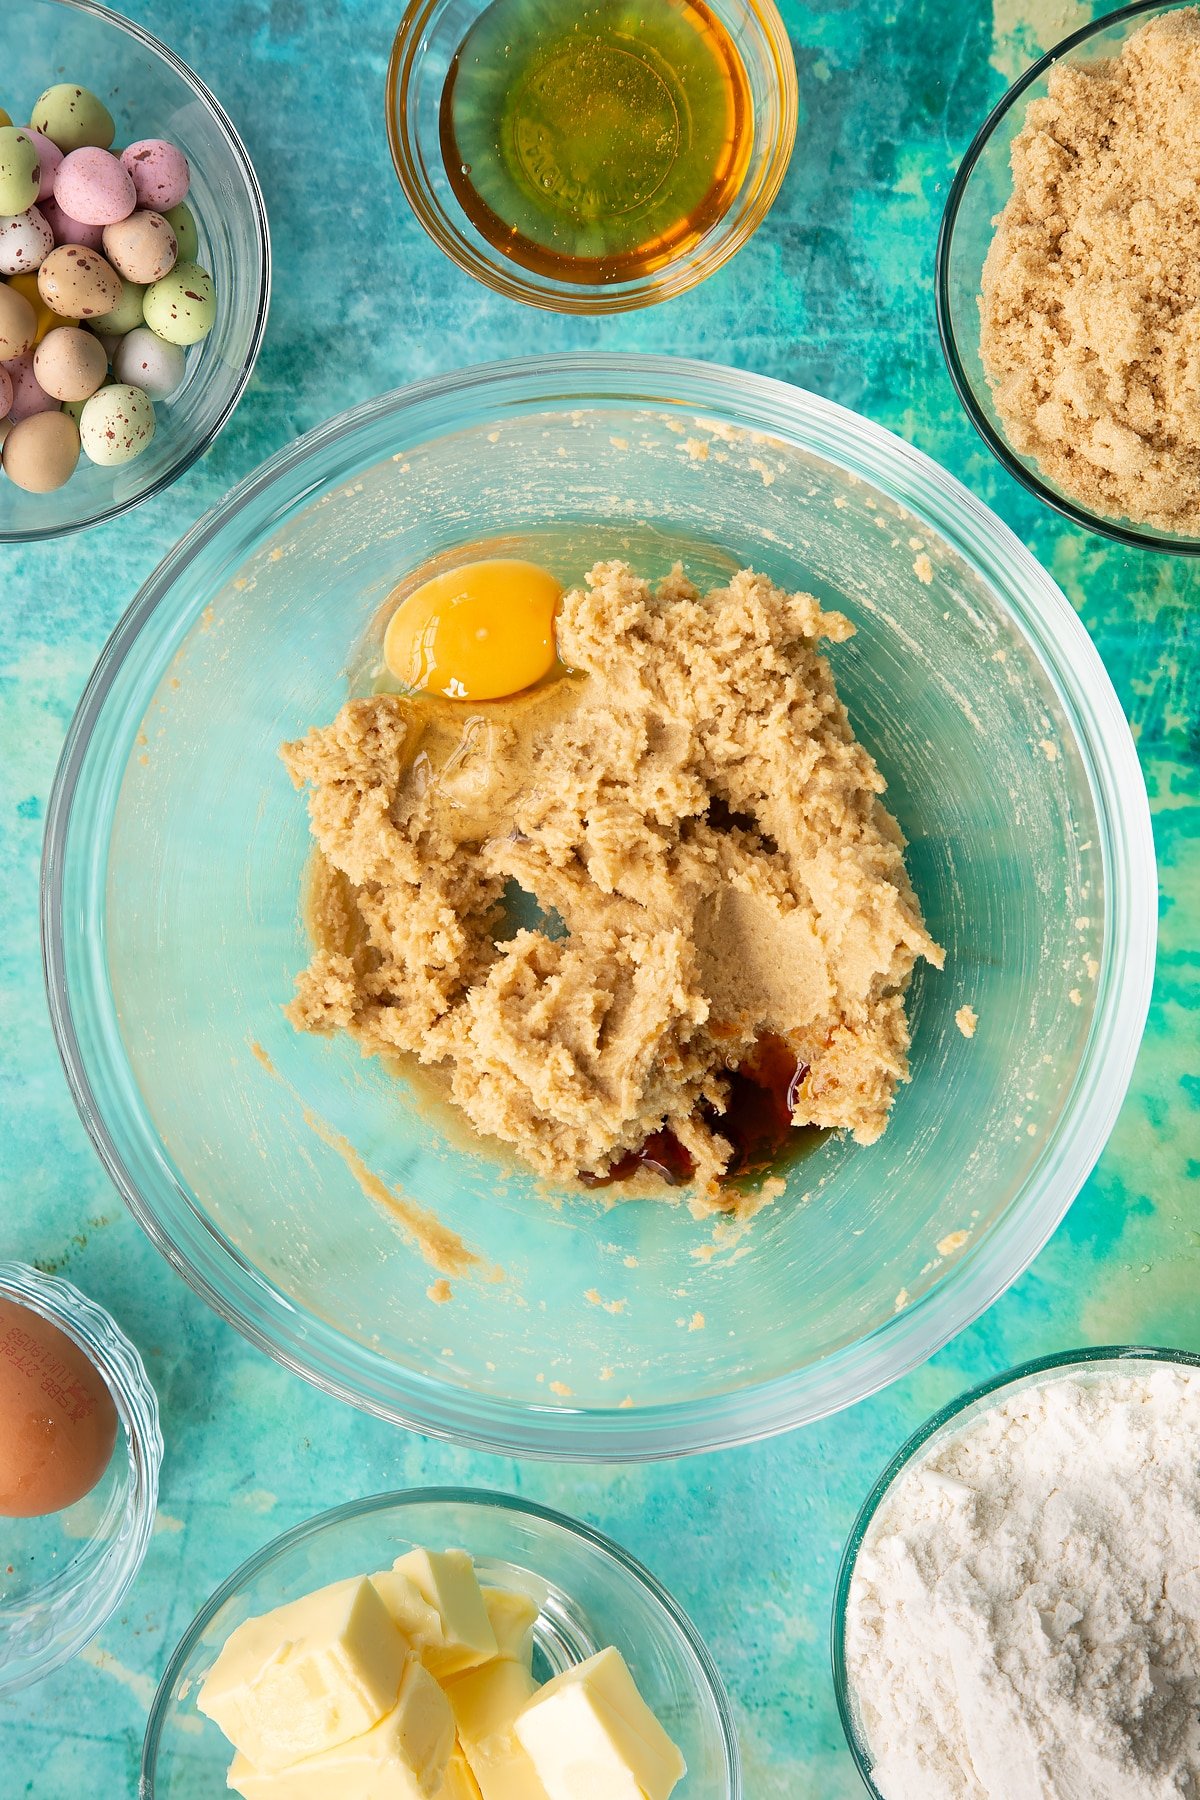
[440,0,754,284]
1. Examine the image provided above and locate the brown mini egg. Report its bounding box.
[0,1295,117,1514]
[3,410,81,493]
[0,278,37,357]
[37,244,121,319]
[34,324,107,401]
[101,210,177,285]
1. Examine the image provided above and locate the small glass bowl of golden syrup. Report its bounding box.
[387,0,797,312]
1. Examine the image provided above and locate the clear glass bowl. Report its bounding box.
[386,0,797,312]
[42,353,1155,1460]
[831,1346,1200,1797]
[141,1486,740,1798]
[0,0,270,542]
[0,1261,162,1691]
[936,0,1198,552]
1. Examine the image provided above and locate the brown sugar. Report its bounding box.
[980,10,1200,534]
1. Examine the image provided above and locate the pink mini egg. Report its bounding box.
[3,350,59,420]
[0,206,54,275]
[55,147,136,227]
[22,129,63,202]
[0,364,12,416]
[41,195,104,251]
[121,140,189,211]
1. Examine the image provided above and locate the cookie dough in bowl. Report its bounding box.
[42,354,1154,1460]
[284,561,943,1200]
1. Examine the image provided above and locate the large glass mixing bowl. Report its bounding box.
[42,354,1155,1460]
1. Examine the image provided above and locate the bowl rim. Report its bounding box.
[0,0,272,545]
[935,0,1200,555]
[139,1482,743,1798]
[41,351,1157,1462]
[830,1343,1200,1794]
[0,1260,163,1692]
[385,0,799,314]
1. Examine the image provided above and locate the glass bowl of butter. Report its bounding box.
[141,1486,741,1799]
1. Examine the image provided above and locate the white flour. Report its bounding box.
[845,1365,1200,1799]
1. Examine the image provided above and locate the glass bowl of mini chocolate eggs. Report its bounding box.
[0,0,269,541]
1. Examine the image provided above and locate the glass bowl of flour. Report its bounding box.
[834,1346,1200,1800]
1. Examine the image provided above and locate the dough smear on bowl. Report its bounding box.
[282,561,943,1206]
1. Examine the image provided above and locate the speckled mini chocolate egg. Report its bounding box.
[90,276,144,337]
[2,349,59,420]
[0,281,36,357]
[112,325,185,400]
[79,380,155,465]
[0,127,41,215]
[0,362,11,415]
[0,109,10,130]
[37,244,121,318]
[34,324,107,401]
[2,408,79,490]
[0,207,54,276]
[30,85,114,154]
[163,200,198,263]
[40,195,104,251]
[121,139,189,212]
[7,272,77,343]
[102,210,176,285]
[143,261,214,346]
[54,147,135,228]
[21,129,63,203]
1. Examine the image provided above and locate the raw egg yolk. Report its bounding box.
[383,558,561,701]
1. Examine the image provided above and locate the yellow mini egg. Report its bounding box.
[7,270,78,343]
[383,558,561,702]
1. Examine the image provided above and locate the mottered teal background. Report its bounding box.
[2,0,1197,1793]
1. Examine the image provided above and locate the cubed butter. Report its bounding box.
[391,1548,498,1679]
[225,1655,454,1800]
[440,1743,484,1800]
[514,1647,686,1800]
[446,1657,551,1800]
[371,1568,446,1656]
[198,1577,409,1771]
[481,1586,538,1669]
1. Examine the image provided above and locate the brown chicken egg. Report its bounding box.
[0,1295,119,1516]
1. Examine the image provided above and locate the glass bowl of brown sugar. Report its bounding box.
[937,0,1200,553]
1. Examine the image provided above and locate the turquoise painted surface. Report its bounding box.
[0,0,1197,1793]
